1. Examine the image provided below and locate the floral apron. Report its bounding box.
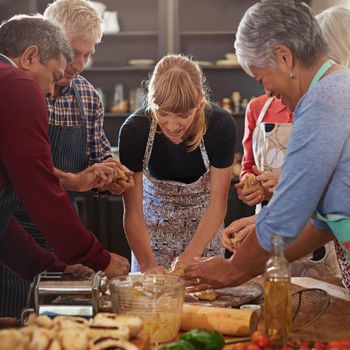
[252,96,292,214]
[252,95,339,278]
[131,118,224,271]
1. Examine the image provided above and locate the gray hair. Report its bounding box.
[0,14,73,63]
[44,0,103,43]
[316,6,350,68]
[234,0,329,76]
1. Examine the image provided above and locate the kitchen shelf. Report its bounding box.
[85,66,154,72]
[180,30,235,36]
[103,31,158,37]
[86,65,243,72]
[201,65,241,70]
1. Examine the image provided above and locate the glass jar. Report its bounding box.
[264,234,292,339]
[109,274,184,344]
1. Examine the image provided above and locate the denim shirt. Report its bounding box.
[256,70,350,251]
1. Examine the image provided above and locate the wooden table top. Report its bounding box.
[1,276,348,348]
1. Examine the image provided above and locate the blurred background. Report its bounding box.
[0,0,347,260]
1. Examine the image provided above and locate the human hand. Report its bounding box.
[221,215,256,251]
[235,173,264,206]
[74,163,115,191]
[100,159,135,195]
[103,252,130,278]
[231,223,256,251]
[168,257,185,276]
[143,264,167,275]
[254,166,280,200]
[64,263,94,276]
[184,256,235,292]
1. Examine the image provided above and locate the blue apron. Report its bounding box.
[0,63,89,317]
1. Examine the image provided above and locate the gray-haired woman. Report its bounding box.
[184,0,350,293]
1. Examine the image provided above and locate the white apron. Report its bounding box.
[252,97,339,277]
[131,118,224,271]
[252,97,291,175]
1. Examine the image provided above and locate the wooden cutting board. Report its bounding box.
[184,281,263,308]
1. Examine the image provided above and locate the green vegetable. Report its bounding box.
[159,339,197,350]
[180,329,225,350]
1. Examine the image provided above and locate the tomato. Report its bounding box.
[327,340,350,347]
[246,345,261,350]
[327,340,350,350]
[299,346,311,350]
[281,346,295,350]
[256,335,271,348]
[312,341,327,350]
[228,344,247,350]
[251,331,263,344]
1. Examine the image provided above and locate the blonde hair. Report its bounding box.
[146,54,209,152]
[316,6,350,68]
[44,0,102,43]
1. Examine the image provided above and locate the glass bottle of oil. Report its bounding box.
[264,234,292,339]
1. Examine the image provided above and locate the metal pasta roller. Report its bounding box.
[22,271,110,324]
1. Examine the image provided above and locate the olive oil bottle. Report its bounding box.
[264,234,292,339]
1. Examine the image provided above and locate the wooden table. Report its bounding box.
[1,276,348,349]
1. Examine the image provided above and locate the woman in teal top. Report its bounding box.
[184,0,350,292]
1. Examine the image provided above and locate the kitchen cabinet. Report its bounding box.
[175,0,263,103]
[81,0,265,112]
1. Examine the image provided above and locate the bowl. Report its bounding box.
[240,304,262,318]
[109,274,184,344]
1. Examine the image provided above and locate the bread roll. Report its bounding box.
[242,173,263,193]
[114,168,129,182]
[192,289,219,301]
[90,339,138,350]
[57,328,88,350]
[53,316,89,329]
[0,329,24,350]
[28,314,53,329]
[87,325,129,340]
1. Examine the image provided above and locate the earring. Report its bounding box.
[290,71,296,79]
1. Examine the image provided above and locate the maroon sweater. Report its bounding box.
[0,62,110,279]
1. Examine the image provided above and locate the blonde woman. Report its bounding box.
[316,6,350,68]
[119,54,237,273]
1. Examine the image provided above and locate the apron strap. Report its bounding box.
[316,210,350,259]
[199,140,210,171]
[143,116,157,170]
[256,96,274,124]
[0,54,15,66]
[142,115,210,172]
[308,59,336,92]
